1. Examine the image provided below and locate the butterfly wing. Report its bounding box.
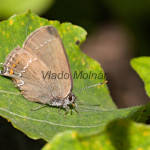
[23,26,72,97]
[2,47,55,104]
[2,26,72,104]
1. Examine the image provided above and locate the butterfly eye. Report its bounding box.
[68,95,72,101]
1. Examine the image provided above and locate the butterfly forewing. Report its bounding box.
[2,26,73,104]
[23,26,72,98]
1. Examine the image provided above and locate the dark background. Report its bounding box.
[0,0,150,149]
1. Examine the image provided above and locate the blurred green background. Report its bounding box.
[1,0,150,55]
[0,0,150,149]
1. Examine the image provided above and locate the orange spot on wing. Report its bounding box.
[16,60,19,64]
[12,64,16,68]
[10,69,14,75]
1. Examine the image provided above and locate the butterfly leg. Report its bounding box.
[64,106,69,118]
[71,109,73,115]
[58,106,62,115]
[74,103,79,115]
[31,104,47,111]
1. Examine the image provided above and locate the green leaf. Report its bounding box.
[0,10,117,141]
[130,57,150,97]
[42,119,150,150]
[0,11,148,141]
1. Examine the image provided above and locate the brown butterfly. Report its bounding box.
[0,26,78,117]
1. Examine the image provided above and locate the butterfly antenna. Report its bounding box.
[76,80,108,92]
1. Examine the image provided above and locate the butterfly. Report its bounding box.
[0,26,78,117]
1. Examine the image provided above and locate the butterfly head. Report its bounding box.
[64,92,76,106]
[62,92,79,116]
